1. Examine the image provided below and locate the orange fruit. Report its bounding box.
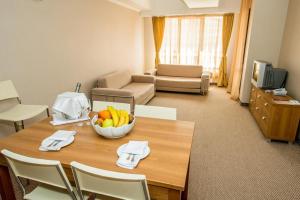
[98,110,111,120]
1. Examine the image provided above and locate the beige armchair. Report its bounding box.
[91,70,155,112]
[145,64,210,95]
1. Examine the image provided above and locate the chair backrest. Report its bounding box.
[71,161,150,200]
[134,105,177,120]
[1,149,76,199]
[98,70,132,89]
[157,64,203,78]
[0,80,19,101]
[92,101,131,113]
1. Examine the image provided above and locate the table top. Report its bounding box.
[0,114,195,191]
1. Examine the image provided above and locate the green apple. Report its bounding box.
[102,119,113,128]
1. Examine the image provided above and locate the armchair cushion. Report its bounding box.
[91,88,133,97]
[144,69,157,76]
[157,64,203,78]
[156,76,201,89]
[97,70,132,89]
[122,83,155,104]
[132,75,155,84]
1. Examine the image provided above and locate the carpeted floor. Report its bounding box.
[148,87,300,200]
[8,86,300,200]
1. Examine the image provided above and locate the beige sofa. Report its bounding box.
[145,64,210,94]
[91,70,155,108]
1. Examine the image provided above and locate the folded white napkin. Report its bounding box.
[39,130,76,151]
[117,154,141,169]
[52,92,90,120]
[123,141,148,155]
[50,115,89,126]
[116,141,148,169]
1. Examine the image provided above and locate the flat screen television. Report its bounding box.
[251,60,288,89]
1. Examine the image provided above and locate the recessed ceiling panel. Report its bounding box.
[183,0,219,8]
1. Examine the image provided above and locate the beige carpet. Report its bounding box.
[8,86,300,200]
[148,87,300,200]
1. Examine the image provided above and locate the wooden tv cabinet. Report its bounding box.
[249,84,300,142]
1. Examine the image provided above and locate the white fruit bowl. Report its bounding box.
[91,115,136,139]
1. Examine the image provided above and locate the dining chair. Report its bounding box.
[71,161,150,200]
[92,101,131,113]
[0,80,49,132]
[1,149,78,200]
[134,105,177,120]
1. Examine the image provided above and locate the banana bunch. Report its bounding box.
[107,106,130,127]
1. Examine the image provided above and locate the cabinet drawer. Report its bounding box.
[253,105,269,137]
[251,86,257,100]
[252,105,262,122]
[256,90,264,101]
[249,97,256,112]
[256,96,271,114]
[260,109,270,133]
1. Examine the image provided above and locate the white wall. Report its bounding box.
[239,0,289,103]
[279,0,300,100]
[144,17,155,71]
[0,0,144,135]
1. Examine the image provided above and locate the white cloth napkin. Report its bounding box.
[123,141,148,155]
[50,115,89,126]
[39,130,77,151]
[52,92,90,120]
[116,141,148,169]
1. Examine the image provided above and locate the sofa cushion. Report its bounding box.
[156,86,201,93]
[156,76,201,89]
[98,70,132,89]
[157,64,203,78]
[122,83,155,104]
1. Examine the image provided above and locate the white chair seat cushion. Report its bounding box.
[134,105,177,120]
[24,185,75,200]
[0,104,48,122]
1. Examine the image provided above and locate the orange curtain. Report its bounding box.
[152,17,165,67]
[227,0,252,100]
[217,13,234,87]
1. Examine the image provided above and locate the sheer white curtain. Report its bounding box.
[160,16,223,74]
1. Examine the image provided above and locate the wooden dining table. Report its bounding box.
[0,113,195,200]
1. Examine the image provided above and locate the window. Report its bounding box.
[160,16,223,73]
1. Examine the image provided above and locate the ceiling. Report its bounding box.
[108,0,151,11]
[108,0,241,16]
[183,0,219,8]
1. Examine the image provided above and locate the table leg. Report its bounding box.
[181,160,190,200]
[0,165,16,200]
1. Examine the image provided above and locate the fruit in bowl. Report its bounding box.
[91,106,135,138]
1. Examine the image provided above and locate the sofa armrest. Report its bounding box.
[91,88,133,98]
[144,69,157,76]
[132,75,155,84]
[200,72,210,94]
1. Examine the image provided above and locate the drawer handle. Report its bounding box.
[252,89,255,91]
[255,107,259,110]
[257,95,261,98]
[250,99,254,102]
[264,103,268,106]
[262,116,267,120]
